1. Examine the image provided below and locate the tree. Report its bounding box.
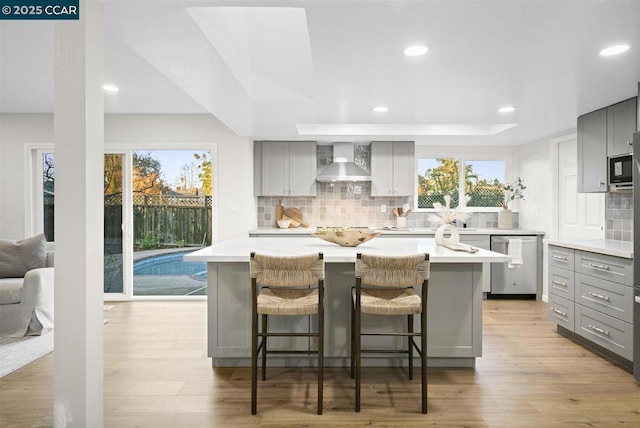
[43,153,55,184]
[132,152,169,195]
[194,152,212,196]
[175,161,198,193]
[104,154,122,197]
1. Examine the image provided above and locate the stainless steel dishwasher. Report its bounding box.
[490,236,538,296]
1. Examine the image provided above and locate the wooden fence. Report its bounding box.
[45,193,212,252]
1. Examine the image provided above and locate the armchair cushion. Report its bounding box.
[0,278,23,304]
[0,234,47,279]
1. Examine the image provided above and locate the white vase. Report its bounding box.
[498,207,513,229]
[434,223,460,246]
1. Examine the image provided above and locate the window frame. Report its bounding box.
[414,147,515,213]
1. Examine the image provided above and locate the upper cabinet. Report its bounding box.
[254,141,317,196]
[577,108,608,193]
[607,98,637,156]
[577,97,638,193]
[370,141,415,196]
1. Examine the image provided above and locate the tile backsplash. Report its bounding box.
[256,144,518,229]
[606,192,633,241]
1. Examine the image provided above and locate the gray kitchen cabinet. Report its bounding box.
[254,141,317,196]
[577,97,638,192]
[459,235,491,293]
[547,245,634,362]
[370,141,415,196]
[606,98,637,156]
[577,108,607,193]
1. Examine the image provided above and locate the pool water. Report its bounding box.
[134,252,206,280]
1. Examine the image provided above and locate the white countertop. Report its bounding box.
[249,227,545,236]
[543,238,633,259]
[184,237,511,263]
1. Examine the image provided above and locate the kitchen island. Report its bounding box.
[184,237,510,368]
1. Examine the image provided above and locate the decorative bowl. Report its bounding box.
[277,219,291,228]
[313,229,380,247]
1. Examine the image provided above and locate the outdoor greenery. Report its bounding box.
[418,158,504,208]
[44,151,213,249]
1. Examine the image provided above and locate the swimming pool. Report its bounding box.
[134,251,206,281]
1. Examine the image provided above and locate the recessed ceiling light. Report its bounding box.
[498,106,516,113]
[373,106,389,113]
[103,84,119,92]
[404,45,428,56]
[599,45,629,56]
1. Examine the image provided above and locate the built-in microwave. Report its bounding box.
[608,153,633,191]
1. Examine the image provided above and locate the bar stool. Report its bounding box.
[250,252,325,415]
[351,252,430,414]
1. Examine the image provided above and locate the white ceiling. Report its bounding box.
[1,0,639,146]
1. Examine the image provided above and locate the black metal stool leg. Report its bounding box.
[350,296,355,379]
[251,288,258,415]
[408,314,414,381]
[355,294,361,412]
[318,300,324,415]
[261,314,268,381]
[421,298,428,414]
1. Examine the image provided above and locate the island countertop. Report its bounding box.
[184,237,512,264]
[248,227,545,236]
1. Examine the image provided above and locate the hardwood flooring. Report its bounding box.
[0,300,638,427]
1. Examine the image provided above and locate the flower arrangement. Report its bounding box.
[502,178,526,209]
[428,194,471,226]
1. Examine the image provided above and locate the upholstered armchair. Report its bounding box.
[0,235,54,337]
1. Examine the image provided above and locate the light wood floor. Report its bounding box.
[0,300,638,427]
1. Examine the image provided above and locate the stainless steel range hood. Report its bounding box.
[316,143,371,182]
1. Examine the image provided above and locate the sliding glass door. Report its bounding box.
[34,148,212,300]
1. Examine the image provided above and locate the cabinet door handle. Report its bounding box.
[588,324,610,337]
[587,262,610,271]
[588,291,610,301]
[550,307,567,318]
[599,181,605,186]
[627,140,632,147]
[552,255,568,261]
[552,280,567,287]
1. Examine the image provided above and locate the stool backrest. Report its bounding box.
[250,252,324,287]
[356,253,430,287]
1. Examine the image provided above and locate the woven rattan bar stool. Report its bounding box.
[351,252,430,414]
[250,252,325,415]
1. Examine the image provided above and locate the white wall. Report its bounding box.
[0,113,255,242]
[516,129,575,301]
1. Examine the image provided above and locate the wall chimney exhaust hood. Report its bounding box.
[316,142,371,182]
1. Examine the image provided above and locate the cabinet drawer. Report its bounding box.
[575,251,633,286]
[575,273,633,323]
[575,304,633,360]
[548,246,574,270]
[548,294,574,332]
[548,266,574,300]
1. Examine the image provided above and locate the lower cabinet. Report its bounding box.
[547,245,634,363]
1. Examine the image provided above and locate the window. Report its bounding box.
[464,160,505,207]
[42,152,55,242]
[417,158,506,209]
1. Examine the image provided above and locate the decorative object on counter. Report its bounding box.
[283,207,309,227]
[434,223,460,246]
[393,205,412,229]
[499,178,526,230]
[275,199,284,227]
[276,219,291,229]
[281,214,300,228]
[428,194,470,246]
[313,227,380,247]
[444,243,479,253]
